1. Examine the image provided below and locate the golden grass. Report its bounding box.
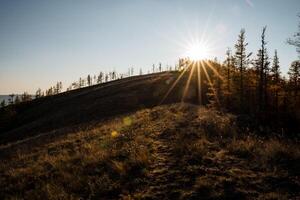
[0,104,299,199]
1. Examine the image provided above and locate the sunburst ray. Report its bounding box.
[159,66,189,104]
[181,62,196,102]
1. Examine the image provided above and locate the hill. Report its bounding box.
[0,71,196,145]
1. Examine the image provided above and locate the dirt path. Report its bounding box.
[139,129,182,199]
[137,111,197,199]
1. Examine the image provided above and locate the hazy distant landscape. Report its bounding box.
[0,95,9,103]
[0,1,299,200]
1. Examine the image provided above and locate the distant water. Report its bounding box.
[0,95,10,103]
[0,95,34,104]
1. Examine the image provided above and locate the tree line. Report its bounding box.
[0,63,179,107]
[191,16,300,133]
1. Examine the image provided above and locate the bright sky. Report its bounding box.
[0,0,299,94]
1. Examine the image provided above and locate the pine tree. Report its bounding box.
[54,82,62,94]
[112,71,116,80]
[287,14,300,58]
[21,92,31,102]
[87,75,92,86]
[93,75,97,84]
[222,48,234,108]
[288,60,300,97]
[255,26,270,112]
[271,50,280,84]
[270,50,281,113]
[46,87,53,96]
[131,67,134,76]
[225,48,232,92]
[234,29,251,111]
[59,82,63,92]
[97,72,103,84]
[36,88,42,99]
[79,78,85,88]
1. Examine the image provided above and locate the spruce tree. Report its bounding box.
[287,14,300,58]
[36,88,42,98]
[288,60,300,97]
[97,72,103,84]
[87,75,92,86]
[270,50,281,113]
[255,26,270,112]
[234,29,251,111]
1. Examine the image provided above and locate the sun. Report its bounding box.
[185,43,210,61]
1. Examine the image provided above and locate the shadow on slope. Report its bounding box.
[0,72,199,144]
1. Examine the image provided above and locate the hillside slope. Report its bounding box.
[0,71,199,144]
[0,103,299,199]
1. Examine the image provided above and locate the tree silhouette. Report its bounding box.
[131,67,134,76]
[21,92,32,102]
[93,75,97,84]
[97,72,103,84]
[79,78,84,88]
[270,50,281,113]
[87,75,92,86]
[234,29,251,111]
[8,94,15,105]
[112,71,116,80]
[288,60,300,97]
[222,48,235,108]
[255,26,270,112]
[287,14,300,58]
[15,95,21,104]
[35,88,42,99]
[0,100,6,108]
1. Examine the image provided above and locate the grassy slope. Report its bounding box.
[0,71,196,144]
[0,104,299,199]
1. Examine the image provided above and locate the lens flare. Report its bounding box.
[185,43,209,61]
[111,131,119,138]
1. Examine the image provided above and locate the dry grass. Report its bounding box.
[0,103,299,199]
[0,114,152,199]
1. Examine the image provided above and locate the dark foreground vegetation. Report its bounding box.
[0,104,299,199]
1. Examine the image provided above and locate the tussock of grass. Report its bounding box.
[259,139,300,175]
[196,108,237,139]
[227,137,300,174]
[227,137,258,159]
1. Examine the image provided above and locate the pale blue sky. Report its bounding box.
[0,0,299,94]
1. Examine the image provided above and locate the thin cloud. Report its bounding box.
[245,0,254,8]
